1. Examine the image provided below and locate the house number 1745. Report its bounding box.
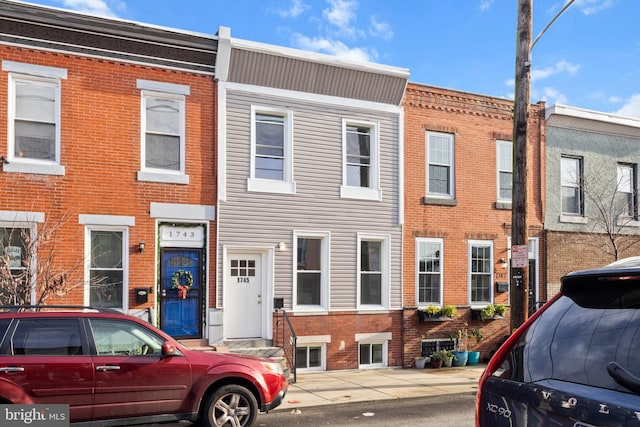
[237,277,250,283]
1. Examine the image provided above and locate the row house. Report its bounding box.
[214,29,409,370]
[0,1,218,338]
[545,104,640,293]
[402,83,547,366]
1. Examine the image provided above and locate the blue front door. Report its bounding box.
[160,248,202,338]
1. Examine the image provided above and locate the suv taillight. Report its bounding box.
[474,292,563,427]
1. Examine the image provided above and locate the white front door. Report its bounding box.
[226,254,262,338]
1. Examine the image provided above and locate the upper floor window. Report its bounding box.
[469,240,493,305]
[341,120,380,200]
[294,231,330,311]
[617,163,637,219]
[561,156,583,216]
[426,131,454,198]
[358,234,389,309]
[417,238,443,306]
[3,61,66,176]
[497,140,512,202]
[248,106,295,194]
[136,80,189,185]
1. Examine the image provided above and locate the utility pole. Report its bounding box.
[510,0,532,331]
[510,0,575,331]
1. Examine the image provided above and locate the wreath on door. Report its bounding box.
[171,270,193,299]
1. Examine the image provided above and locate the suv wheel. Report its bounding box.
[201,384,258,427]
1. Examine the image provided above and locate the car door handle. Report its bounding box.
[96,365,121,371]
[0,366,25,373]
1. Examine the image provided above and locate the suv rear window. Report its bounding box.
[495,278,640,393]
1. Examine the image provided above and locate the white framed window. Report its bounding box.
[497,140,513,202]
[561,156,583,216]
[617,163,637,219]
[293,231,330,311]
[469,240,493,305]
[137,80,189,184]
[295,335,329,372]
[83,220,130,311]
[356,332,390,369]
[426,131,454,198]
[3,61,67,176]
[248,106,295,194]
[416,238,443,306]
[340,119,381,200]
[357,233,390,310]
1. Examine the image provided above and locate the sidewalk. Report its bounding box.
[275,364,485,412]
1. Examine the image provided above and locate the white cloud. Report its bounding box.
[57,0,122,17]
[615,94,640,118]
[277,0,310,18]
[536,86,569,105]
[480,0,495,12]
[573,0,617,15]
[368,16,393,40]
[531,60,580,82]
[322,0,358,36]
[292,33,376,62]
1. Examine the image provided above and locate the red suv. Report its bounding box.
[0,306,288,427]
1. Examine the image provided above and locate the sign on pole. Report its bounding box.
[511,245,528,268]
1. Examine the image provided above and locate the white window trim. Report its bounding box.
[340,119,381,201]
[293,230,330,313]
[560,156,583,217]
[296,335,330,372]
[356,332,391,369]
[357,233,390,311]
[0,212,43,303]
[137,80,190,184]
[247,105,295,194]
[84,224,130,311]
[416,237,443,306]
[3,61,67,176]
[496,140,512,203]
[468,239,494,306]
[426,131,455,199]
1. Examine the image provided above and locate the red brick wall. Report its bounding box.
[0,46,217,307]
[401,83,545,364]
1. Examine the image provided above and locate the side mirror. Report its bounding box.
[161,341,178,358]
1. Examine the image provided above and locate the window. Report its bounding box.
[561,156,583,215]
[10,318,83,356]
[248,106,295,194]
[469,240,493,305]
[497,140,513,202]
[296,345,323,370]
[0,227,29,277]
[417,238,443,305]
[89,319,164,356]
[137,80,189,184]
[426,132,454,198]
[358,234,389,309]
[356,332,390,369]
[3,61,66,175]
[89,230,126,309]
[341,120,380,200]
[617,163,637,218]
[294,232,329,310]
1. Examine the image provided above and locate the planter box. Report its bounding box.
[418,311,452,322]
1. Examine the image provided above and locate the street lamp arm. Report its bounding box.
[527,0,575,65]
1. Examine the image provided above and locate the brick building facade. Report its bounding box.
[402,83,546,367]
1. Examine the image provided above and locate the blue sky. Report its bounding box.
[14,0,640,117]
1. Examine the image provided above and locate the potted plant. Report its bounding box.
[430,349,453,368]
[441,349,454,367]
[414,355,428,369]
[467,328,484,365]
[452,323,469,366]
[441,305,457,318]
[481,304,496,319]
[494,304,507,318]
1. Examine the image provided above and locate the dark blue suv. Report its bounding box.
[477,257,640,426]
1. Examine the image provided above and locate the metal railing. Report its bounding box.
[274,309,297,383]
